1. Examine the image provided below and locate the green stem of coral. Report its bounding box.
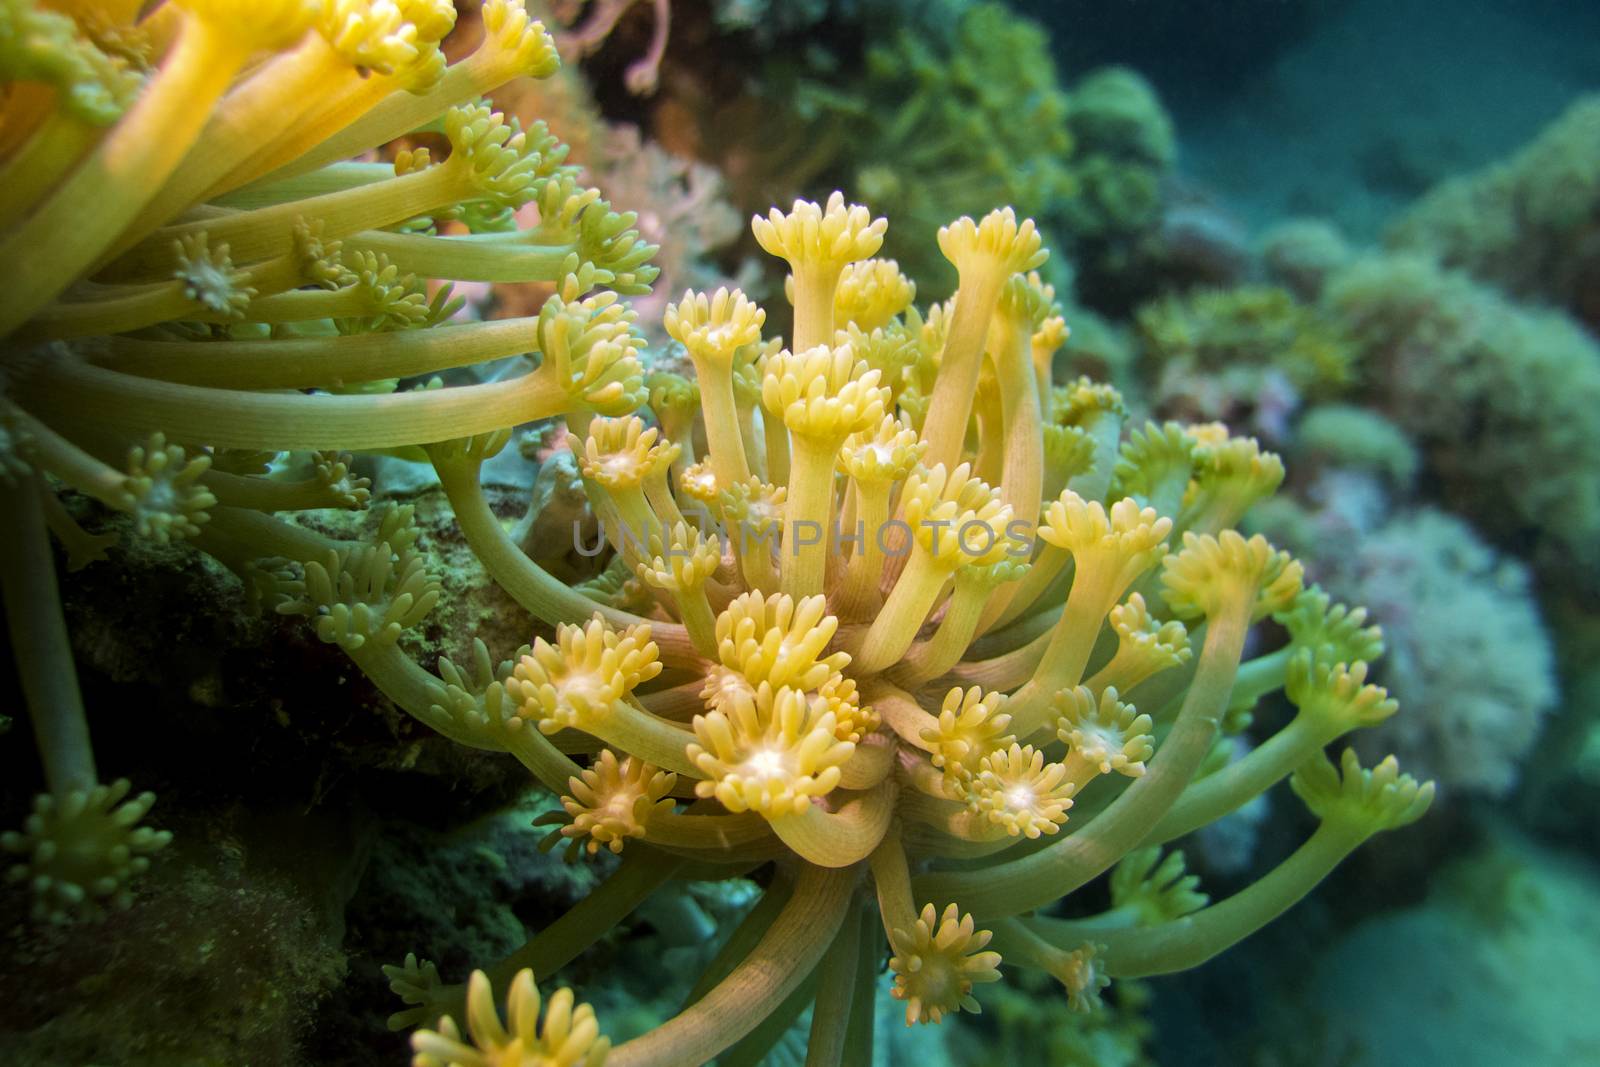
[645,810,775,853]
[1082,820,1368,977]
[833,479,891,618]
[920,271,1006,472]
[608,863,853,1067]
[1143,710,1343,846]
[202,469,352,513]
[345,641,503,752]
[719,970,819,1067]
[867,681,938,751]
[972,382,1005,486]
[489,849,683,989]
[853,548,949,674]
[841,905,880,1067]
[981,337,1044,623]
[761,408,790,486]
[340,227,582,283]
[988,916,1078,977]
[1006,566,1123,737]
[573,699,700,778]
[230,32,542,196]
[868,832,919,941]
[890,568,998,686]
[97,33,356,267]
[0,110,98,233]
[13,350,574,452]
[803,897,862,1067]
[768,780,895,868]
[1084,635,1173,698]
[779,434,840,600]
[945,610,1055,690]
[0,479,97,792]
[0,13,253,337]
[980,538,1058,629]
[691,359,751,489]
[8,404,130,512]
[681,873,794,1009]
[36,483,117,571]
[1065,407,1125,504]
[671,585,719,659]
[1228,646,1292,711]
[838,734,895,790]
[790,266,838,355]
[113,161,479,282]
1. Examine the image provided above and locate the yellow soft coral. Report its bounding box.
[0,25,1434,1047]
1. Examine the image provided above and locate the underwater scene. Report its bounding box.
[1,0,1597,1063]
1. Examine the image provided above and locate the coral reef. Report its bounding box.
[1290,405,1418,490]
[655,2,1177,303]
[781,2,1078,291]
[0,0,1443,1061]
[1260,218,1352,302]
[1134,285,1354,440]
[1323,254,1600,587]
[1255,491,1556,797]
[1265,827,1600,1066]
[1388,95,1600,332]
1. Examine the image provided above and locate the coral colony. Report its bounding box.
[1,1,1434,1062]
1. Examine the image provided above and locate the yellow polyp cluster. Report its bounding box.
[839,413,926,484]
[888,903,1003,1026]
[1,779,173,923]
[714,592,849,692]
[1161,530,1304,622]
[530,297,648,417]
[1286,653,1400,733]
[664,286,766,366]
[1053,376,1127,420]
[560,749,675,856]
[831,258,916,332]
[172,232,253,318]
[117,432,215,543]
[1055,943,1111,1014]
[411,969,609,1067]
[901,463,1018,567]
[687,683,854,816]
[0,4,1437,1034]
[1291,749,1436,835]
[319,0,447,75]
[578,415,674,490]
[923,686,1016,789]
[936,206,1047,280]
[677,460,720,507]
[1107,594,1192,673]
[760,343,889,443]
[971,744,1075,838]
[813,674,879,744]
[715,478,786,536]
[634,522,720,594]
[1180,432,1288,534]
[1055,687,1156,778]
[507,617,661,733]
[287,531,441,652]
[1039,494,1173,582]
[753,191,889,281]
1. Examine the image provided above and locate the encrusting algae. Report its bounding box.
[0,0,1433,1061]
